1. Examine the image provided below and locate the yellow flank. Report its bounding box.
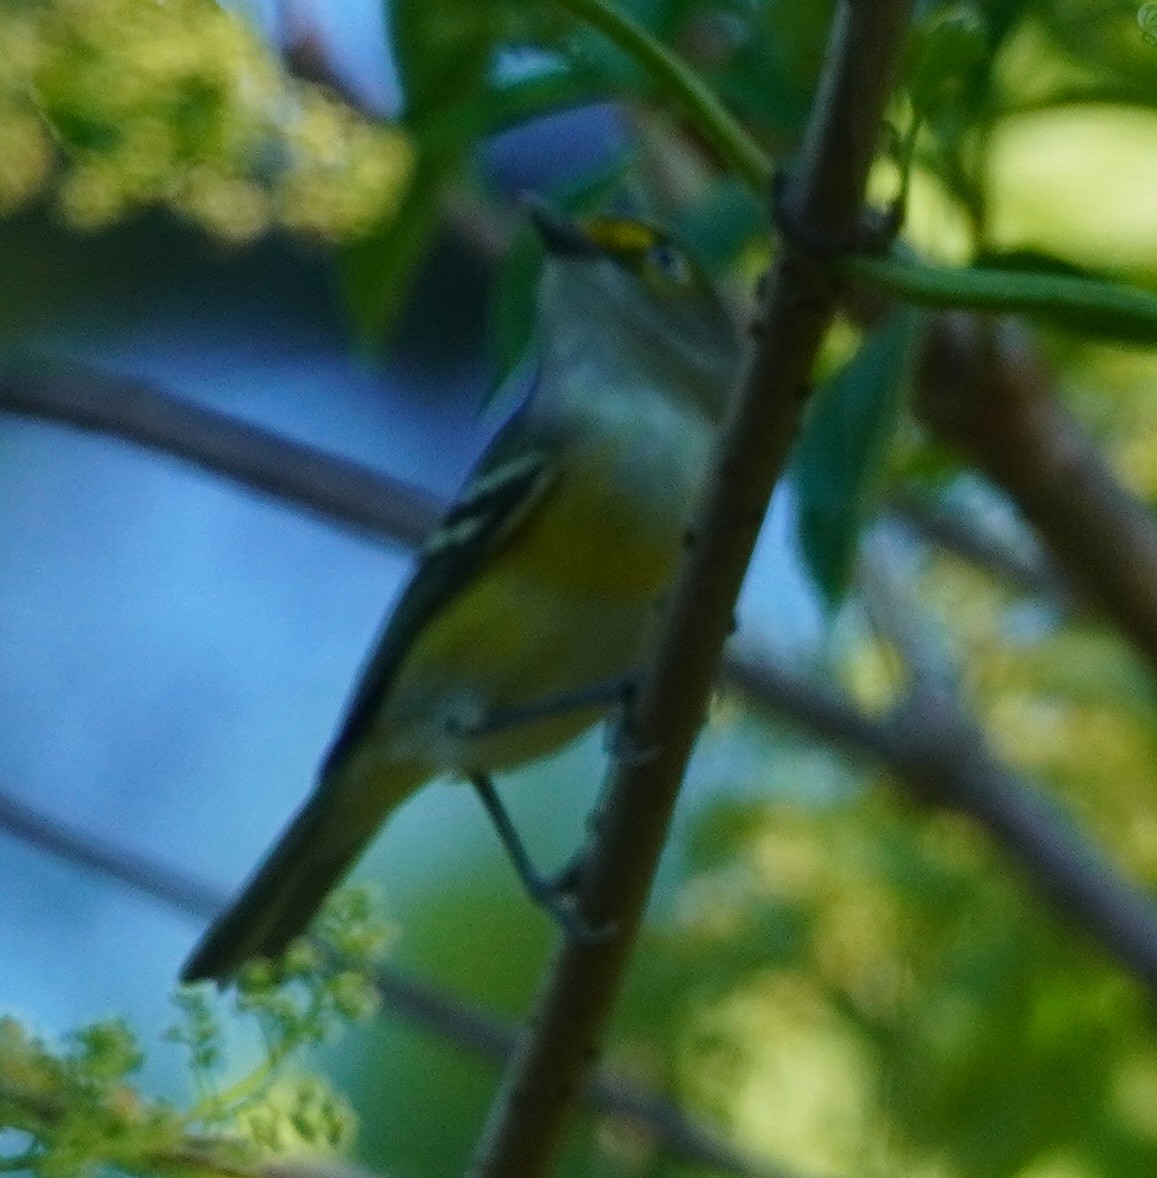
[515,447,680,598]
[409,468,670,676]
[375,441,682,775]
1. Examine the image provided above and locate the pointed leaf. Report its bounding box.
[792,307,923,605]
[391,0,500,122]
[974,249,1157,346]
[339,140,457,350]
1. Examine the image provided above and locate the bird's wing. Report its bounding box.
[321,407,555,779]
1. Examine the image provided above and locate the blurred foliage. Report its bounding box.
[0,0,410,242]
[8,0,1157,1178]
[0,889,388,1176]
[621,559,1157,1178]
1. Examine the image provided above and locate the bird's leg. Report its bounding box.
[457,680,639,940]
[458,675,637,738]
[469,773,613,944]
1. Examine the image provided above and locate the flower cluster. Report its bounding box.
[0,887,391,1176]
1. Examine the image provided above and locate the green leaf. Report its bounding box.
[907,2,990,122]
[792,307,923,606]
[474,67,602,135]
[338,139,458,350]
[974,249,1157,346]
[555,0,772,188]
[675,177,764,268]
[391,0,500,122]
[844,251,1157,347]
[363,0,566,349]
[391,0,569,125]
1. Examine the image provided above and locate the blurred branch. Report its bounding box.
[0,357,442,545]
[917,313,1157,676]
[886,491,1073,606]
[0,784,792,1178]
[729,633,1157,994]
[468,2,913,1175]
[858,539,952,692]
[7,341,1157,997]
[0,788,224,920]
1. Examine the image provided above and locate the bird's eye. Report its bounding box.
[646,241,694,289]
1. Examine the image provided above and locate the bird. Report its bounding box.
[181,200,743,983]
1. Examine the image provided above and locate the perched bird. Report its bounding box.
[181,201,743,983]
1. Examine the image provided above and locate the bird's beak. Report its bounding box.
[523,195,600,258]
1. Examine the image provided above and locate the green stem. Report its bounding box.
[843,252,1157,344]
[185,1054,277,1126]
[185,1028,293,1126]
[551,0,773,190]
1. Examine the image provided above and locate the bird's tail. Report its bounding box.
[180,760,424,984]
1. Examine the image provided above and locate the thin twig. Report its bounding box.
[885,491,1072,606]
[551,0,772,190]
[858,537,952,693]
[9,352,1076,629]
[0,788,224,921]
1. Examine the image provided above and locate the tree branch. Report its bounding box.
[886,490,1072,606]
[917,313,1157,675]
[467,3,914,1175]
[0,357,442,546]
[0,352,1076,613]
[0,788,225,921]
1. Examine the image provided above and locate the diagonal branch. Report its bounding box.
[467,3,914,1175]
[728,638,1157,994]
[917,313,1157,676]
[0,357,442,546]
[0,788,225,921]
[886,490,1072,606]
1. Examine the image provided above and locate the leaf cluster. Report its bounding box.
[0,888,390,1178]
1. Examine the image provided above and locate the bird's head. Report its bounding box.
[527,199,744,421]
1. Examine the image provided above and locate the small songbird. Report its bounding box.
[181,201,743,983]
